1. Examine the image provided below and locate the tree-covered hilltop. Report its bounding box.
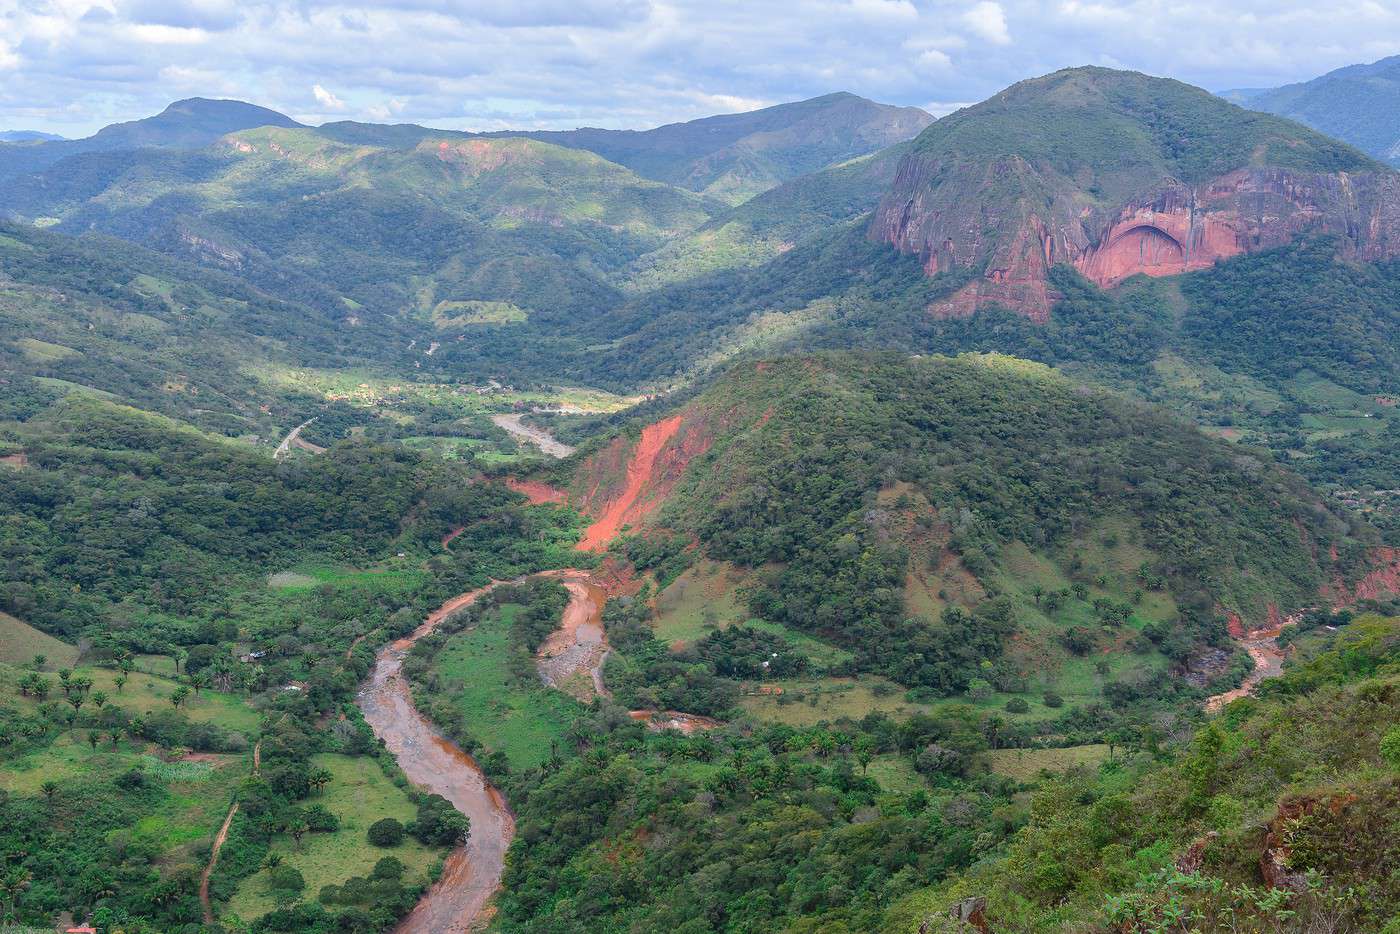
[565,352,1363,696]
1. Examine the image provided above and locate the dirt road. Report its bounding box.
[199,739,262,923]
[273,418,317,460]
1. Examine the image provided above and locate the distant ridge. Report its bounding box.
[1228,55,1400,167]
[0,130,65,142]
[0,98,302,180]
[318,92,934,204]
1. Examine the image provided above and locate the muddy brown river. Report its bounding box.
[359,585,515,933]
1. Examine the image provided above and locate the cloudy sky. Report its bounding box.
[2,0,1399,137]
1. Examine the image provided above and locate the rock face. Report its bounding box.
[869,67,1400,321]
[874,158,1400,322]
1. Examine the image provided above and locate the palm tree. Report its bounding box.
[0,866,32,920]
[40,781,58,804]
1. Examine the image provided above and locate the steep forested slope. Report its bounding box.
[558,353,1368,698]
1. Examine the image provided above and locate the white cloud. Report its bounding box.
[849,0,918,22]
[961,2,1010,44]
[914,48,953,72]
[4,0,1400,138]
[312,83,347,110]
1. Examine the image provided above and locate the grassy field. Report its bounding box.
[864,754,927,793]
[224,754,444,921]
[0,612,79,667]
[0,660,262,734]
[0,731,246,865]
[980,744,1109,781]
[738,676,936,726]
[652,561,854,666]
[430,604,582,771]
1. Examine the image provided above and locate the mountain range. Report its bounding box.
[4,57,1400,934]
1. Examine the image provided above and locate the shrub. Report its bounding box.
[1005,697,1030,714]
[1043,692,1064,708]
[367,817,404,847]
[1381,726,1400,770]
[267,865,306,895]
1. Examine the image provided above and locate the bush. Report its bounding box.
[367,817,404,847]
[1382,726,1400,770]
[1005,697,1030,714]
[266,865,306,895]
[1043,692,1064,708]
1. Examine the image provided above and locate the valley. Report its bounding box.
[2,57,1400,934]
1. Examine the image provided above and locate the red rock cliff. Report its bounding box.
[870,155,1400,320]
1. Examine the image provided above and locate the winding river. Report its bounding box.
[358,585,516,933]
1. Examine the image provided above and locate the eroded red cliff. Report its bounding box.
[872,158,1400,320]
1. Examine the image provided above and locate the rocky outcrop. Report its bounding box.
[874,104,1400,320]
[872,154,1400,320]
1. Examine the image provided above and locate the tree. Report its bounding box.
[31,654,46,671]
[308,767,332,795]
[40,781,58,804]
[170,685,191,708]
[0,866,31,920]
[88,731,99,751]
[91,690,107,709]
[114,674,128,693]
[368,818,405,847]
[854,736,876,775]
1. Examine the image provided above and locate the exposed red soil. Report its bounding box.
[0,452,27,468]
[441,527,466,549]
[1338,546,1400,604]
[506,477,567,505]
[577,415,684,552]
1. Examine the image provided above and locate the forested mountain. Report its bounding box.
[0,127,714,333]
[319,92,933,204]
[1227,55,1400,167]
[555,353,1365,691]
[870,66,1395,319]
[0,98,302,180]
[6,58,1400,934]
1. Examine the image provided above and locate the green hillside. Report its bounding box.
[318,92,933,204]
[0,127,715,336]
[1237,55,1400,167]
[570,353,1359,701]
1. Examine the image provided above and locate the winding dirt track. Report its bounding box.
[200,740,261,923]
[359,585,515,934]
[273,418,317,460]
